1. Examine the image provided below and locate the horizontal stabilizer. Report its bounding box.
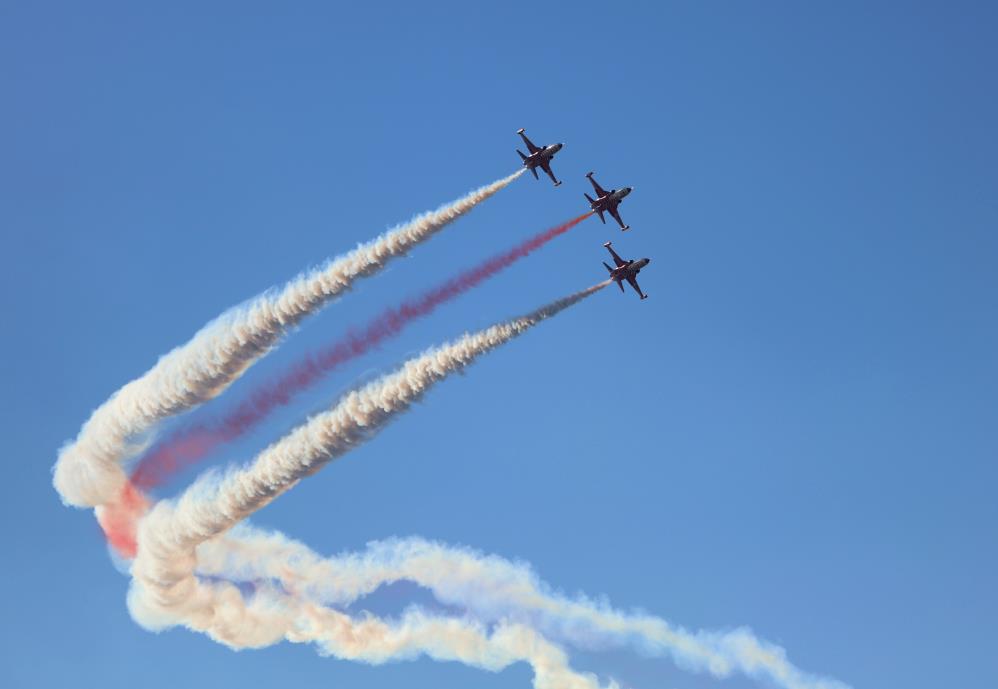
[517,149,528,161]
[602,261,614,274]
[584,192,595,205]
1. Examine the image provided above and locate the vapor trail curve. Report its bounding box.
[54,170,525,509]
[130,212,592,492]
[198,528,851,689]
[129,569,616,689]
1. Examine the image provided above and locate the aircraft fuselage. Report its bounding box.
[590,186,632,211]
[523,142,562,169]
[611,257,649,284]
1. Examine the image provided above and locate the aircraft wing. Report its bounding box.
[540,160,561,186]
[608,206,626,228]
[626,275,646,299]
[587,173,609,198]
[518,129,542,154]
[604,242,628,267]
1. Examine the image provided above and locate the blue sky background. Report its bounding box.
[2,2,996,688]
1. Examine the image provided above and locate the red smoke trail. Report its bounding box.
[98,482,148,558]
[129,212,592,491]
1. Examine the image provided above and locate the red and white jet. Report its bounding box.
[515,128,563,186]
[585,171,633,231]
[602,241,650,300]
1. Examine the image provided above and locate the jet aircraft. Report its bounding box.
[516,128,563,186]
[602,241,650,300]
[585,172,633,230]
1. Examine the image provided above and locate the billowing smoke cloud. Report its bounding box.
[199,529,850,689]
[128,285,614,689]
[129,562,615,689]
[130,212,593,492]
[54,170,524,509]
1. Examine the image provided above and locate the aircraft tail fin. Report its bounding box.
[516,149,528,161]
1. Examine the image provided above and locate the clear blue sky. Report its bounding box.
[3,2,996,688]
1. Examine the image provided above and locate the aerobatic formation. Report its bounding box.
[54,130,849,689]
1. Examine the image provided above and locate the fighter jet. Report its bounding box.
[602,241,650,300]
[516,128,563,186]
[585,172,633,231]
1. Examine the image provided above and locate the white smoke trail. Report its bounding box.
[132,283,606,552]
[195,529,850,689]
[127,542,615,689]
[127,284,612,689]
[53,170,525,509]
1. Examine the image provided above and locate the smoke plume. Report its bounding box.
[130,211,592,492]
[127,285,612,689]
[54,170,524,509]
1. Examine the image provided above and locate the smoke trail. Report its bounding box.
[111,283,848,689]
[126,273,850,689]
[197,529,850,689]
[130,212,593,492]
[127,545,615,689]
[53,170,525,509]
[130,283,606,555]
[127,284,612,689]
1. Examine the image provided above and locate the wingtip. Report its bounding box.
[586,171,594,177]
[517,128,525,134]
[603,241,612,248]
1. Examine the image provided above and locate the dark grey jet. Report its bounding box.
[516,128,563,186]
[585,172,633,231]
[602,241,650,300]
